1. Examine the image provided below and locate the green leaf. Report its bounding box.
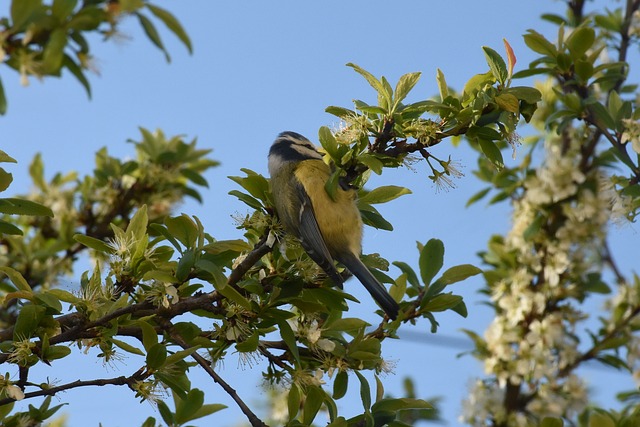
[0,77,7,115]
[495,93,520,113]
[431,264,482,290]
[181,168,208,187]
[354,371,372,411]
[478,139,504,168]
[42,28,68,74]
[302,386,324,426]
[52,0,77,20]
[137,12,170,62]
[436,68,448,100]
[146,4,193,53]
[203,239,251,254]
[13,304,46,340]
[346,63,390,108]
[393,71,421,108]
[176,249,195,282]
[319,126,339,158]
[0,266,32,291]
[333,370,349,400]
[228,190,264,211]
[126,205,149,241]
[358,153,384,175]
[523,30,558,56]
[215,282,251,310]
[392,261,420,288]
[0,198,53,216]
[540,416,564,427]
[165,214,198,248]
[35,292,62,312]
[278,320,300,366]
[325,105,356,119]
[157,400,175,425]
[47,288,80,304]
[0,220,23,235]
[11,0,41,30]
[566,27,595,60]
[112,338,145,356]
[371,398,433,413]
[418,239,444,286]
[0,150,16,164]
[0,169,13,192]
[466,187,491,207]
[503,86,542,104]
[288,384,301,420]
[359,185,411,204]
[421,293,463,312]
[43,344,71,362]
[73,234,115,254]
[174,388,205,424]
[482,46,508,86]
[146,343,167,369]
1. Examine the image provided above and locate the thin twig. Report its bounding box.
[165,322,269,427]
[0,368,148,406]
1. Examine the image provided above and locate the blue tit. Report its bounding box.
[268,131,400,320]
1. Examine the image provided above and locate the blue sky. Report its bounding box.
[2,1,637,426]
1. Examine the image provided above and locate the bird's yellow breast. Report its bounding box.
[294,160,363,257]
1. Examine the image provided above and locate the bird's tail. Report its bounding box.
[339,253,400,320]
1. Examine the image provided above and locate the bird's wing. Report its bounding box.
[295,182,344,287]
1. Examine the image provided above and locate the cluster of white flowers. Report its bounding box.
[462,136,617,425]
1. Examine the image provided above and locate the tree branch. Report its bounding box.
[164,322,269,427]
[0,368,148,406]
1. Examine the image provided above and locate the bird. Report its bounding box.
[268,131,400,320]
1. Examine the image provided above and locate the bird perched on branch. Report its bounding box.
[268,131,400,320]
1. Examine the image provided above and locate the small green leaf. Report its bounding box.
[354,371,372,411]
[566,27,595,60]
[13,304,46,340]
[42,28,67,74]
[181,169,208,187]
[112,338,145,356]
[436,68,448,100]
[319,126,339,158]
[287,384,300,420]
[0,266,32,292]
[523,30,558,56]
[418,239,444,286]
[126,205,149,241]
[478,139,504,168]
[278,320,300,366]
[540,417,564,427]
[137,12,170,62]
[421,293,463,312]
[371,398,433,413]
[333,370,349,400]
[347,63,390,108]
[215,282,251,310]
[146,4,193,54]
[302,386,324,426]
[43,344,71,361]
[0,220,23,235]
[392,262,420,288]
[165,214,198,248]
[359,185,411,204]
[11,0,41,30]
[0,198,53,216]
[0,169,13,192]
[482,46,508,86]
[0,77,7,115]
[52,0,77,20]
[495,93,520,113]
[73,234,115,254]
[432,264,482,289]
[394,71,421,108]
[503,86,542,104]
[146,343,167,369]
[63,55,92,98]
[174,388,204,424]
